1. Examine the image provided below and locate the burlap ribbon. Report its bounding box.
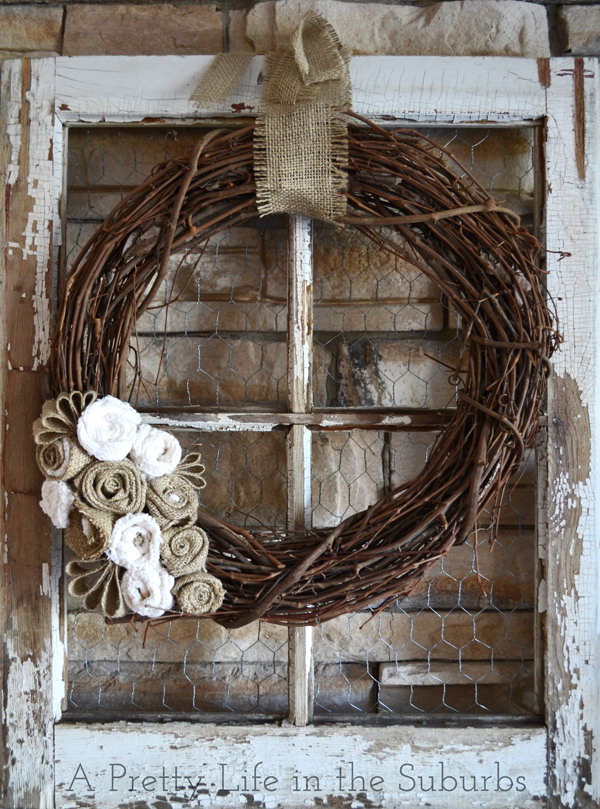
[33,391,97,445]
[176,449,207,490]
[172,571,225,615]
[36,436,91,481]
[76,459,147,516]
[146,473,199,529]
[65,504,114,561]
[161,525,209,577]
[66,558,127,618]
[191,13,350,222]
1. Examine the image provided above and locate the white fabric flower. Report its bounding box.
[107,512,162,569]
[122,564,174,618]
[40,480,74,529]
[77,395,141,462]
[130,424,182,478]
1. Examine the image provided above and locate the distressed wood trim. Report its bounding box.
[142,409,453,432]
[544,56,600,809]
[0,57,57,809]
[287,216,314,727]
[54,723,546,809]
[54,56,547,125]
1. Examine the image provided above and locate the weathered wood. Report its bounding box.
[143,408,455,431]
[54,56,547,124]
[0,57,57,809]
[0,52,594,806]
[287,216,314,727]
[545,57,600,809]
[54,723,546,808]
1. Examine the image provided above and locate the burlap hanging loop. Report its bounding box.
[190,13,351,222]
[255,14,351,220]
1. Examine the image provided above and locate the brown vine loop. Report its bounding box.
[50,116,558,628]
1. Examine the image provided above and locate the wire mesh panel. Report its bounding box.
[311,127,539,718]
[64,123,541,721]
[65,128,289,716]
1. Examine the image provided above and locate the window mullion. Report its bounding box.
[286,215,314,726]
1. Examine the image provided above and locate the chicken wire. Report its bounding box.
[64,124,541,719]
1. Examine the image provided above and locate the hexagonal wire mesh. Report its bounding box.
[64,124,542,719]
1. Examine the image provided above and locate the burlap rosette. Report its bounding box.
[36,436,91,481]
[172,571,224,614]
[76,459,146,516]
[65,503,114,560]
[160,525,209,577]
[146,474,199,529]
[66,557,126,618]
[33,390,97,445]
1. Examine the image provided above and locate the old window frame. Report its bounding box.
[1,54,598,809]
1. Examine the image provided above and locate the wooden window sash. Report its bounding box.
[1,54,598,809]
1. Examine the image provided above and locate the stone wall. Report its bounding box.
[0,0,599,60]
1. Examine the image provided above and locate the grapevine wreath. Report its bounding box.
[33,114,559,629]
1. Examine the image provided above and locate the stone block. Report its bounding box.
[314,663,377,714]
[247,0,550,57]
[67,660,287,714]
[127,333,288,409]
[312,336,462,408]
[378,660,534,714]
[560,5,600,55]
[64,4,222,56]
[312,430,385,528]
[0,6,62,54]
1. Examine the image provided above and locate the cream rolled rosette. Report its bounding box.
[77,458,146,516]
[160,525,209,577]
[122,564,174,618]
[77,395,141,461]
[39,480,74,529]
[36,436,91,481]
[130,424,182,479]
[107,512,162,569]
[172,571,225,615]
[146,474,199,529]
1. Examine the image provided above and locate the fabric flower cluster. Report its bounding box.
[34,391,224,619]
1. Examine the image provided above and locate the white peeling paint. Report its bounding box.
[143,413,275,432]
[55,724,546,809]
[545,58,600,807]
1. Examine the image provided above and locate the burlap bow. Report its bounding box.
[191,13,350,222]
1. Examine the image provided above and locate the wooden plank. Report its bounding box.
[55,723,546,808]
[142,408,454,431]
[544,57,600,809]
[286,216,314,727]
[1,57,57,809]
[54,56,546,124]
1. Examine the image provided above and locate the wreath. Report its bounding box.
[33,113,558,629]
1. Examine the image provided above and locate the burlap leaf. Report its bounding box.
[36,436,91,481]
[146,473,199,530]
[172,571,225,615]
[160,525,209,577]
[66,557,126,618]
[34,391,97,445]
[65,503,114,560]
[176,449,206,490]
[76,458,146,516]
